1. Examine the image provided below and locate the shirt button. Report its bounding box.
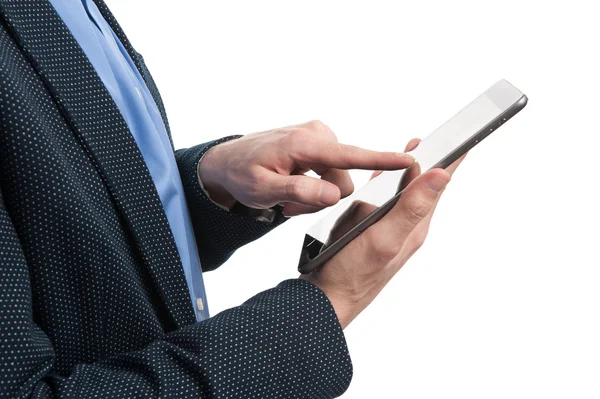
[196,298,204,311]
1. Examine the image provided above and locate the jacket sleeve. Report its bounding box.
[174,136,288,272]
[0,186,353,399]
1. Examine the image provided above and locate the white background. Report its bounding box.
[106,1,600,397]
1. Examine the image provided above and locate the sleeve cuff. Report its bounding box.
[167,278,353,397]
[196,150,236,212]
[238,278,354,396]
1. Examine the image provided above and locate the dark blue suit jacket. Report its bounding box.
[0,1,352,397]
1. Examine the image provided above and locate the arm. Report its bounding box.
[175,136,288,272]
[175,122,415,272]
[0,186,352,399]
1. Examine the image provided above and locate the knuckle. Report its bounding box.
[247,166,268,188]
[306,119,326,131]
[323,125,337,141]
[285,177,309,200]
[363,230,401,263]
[402,197,431,227]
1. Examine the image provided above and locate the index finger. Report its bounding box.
[296,141,415,171]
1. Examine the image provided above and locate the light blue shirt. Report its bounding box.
[49,0,209,321]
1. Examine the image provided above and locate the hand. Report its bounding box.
[301,138,467,329]
[198,121,415,216]
[321,159,423,246]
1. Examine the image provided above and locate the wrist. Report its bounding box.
[198,145,237,209]
[300,275,359,329]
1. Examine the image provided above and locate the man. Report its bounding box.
[0,0,462,398]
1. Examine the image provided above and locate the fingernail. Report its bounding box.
[318,184,339,205]
[425,175,448,193]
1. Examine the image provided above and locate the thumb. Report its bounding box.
[380,169,450,240]
[267,173,342,208]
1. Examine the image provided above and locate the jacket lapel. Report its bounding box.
[92,0,175,150]
[0,0,196,329]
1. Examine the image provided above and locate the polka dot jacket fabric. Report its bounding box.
[0,1,353,398]
[175,136,288,271]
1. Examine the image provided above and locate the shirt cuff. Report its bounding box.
[196,151,235,212]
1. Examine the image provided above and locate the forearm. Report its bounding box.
[8,281,352,399]
[174,137,287,271]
